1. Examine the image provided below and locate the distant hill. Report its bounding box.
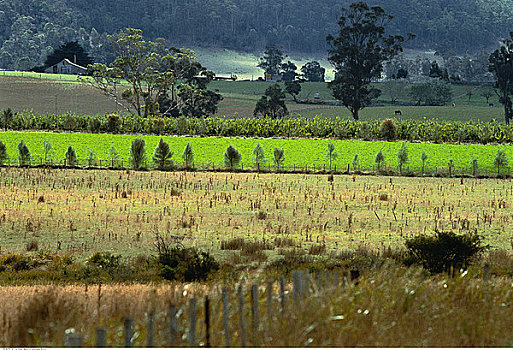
[0,0,512,70]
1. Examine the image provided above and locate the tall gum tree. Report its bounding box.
[326,2,413,120]
[489,32,513,125]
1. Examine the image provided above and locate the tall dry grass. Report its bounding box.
[2,263,513,347]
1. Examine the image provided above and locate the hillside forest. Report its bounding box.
[0,0,513,70]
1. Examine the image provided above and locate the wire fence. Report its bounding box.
[0,156,509,179]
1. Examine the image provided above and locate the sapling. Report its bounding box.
[352,154,359,171]
[130,138,146,170]
[224,145,241,169]
[273,148,285,171]
[252,143,265,170]
[397,143,408,173]
[326,143,338,170]
[494,150,508,176]
[108,145,120,167]
[182,143,194,168]
[43,140,54,164]
[17,140,30,166]
[65,146,77,167]
[375,150,385,171]
[421,152,428,174]
[0,141,7,165]
[153,138,173,170]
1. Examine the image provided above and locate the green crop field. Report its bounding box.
[0,131,512,176]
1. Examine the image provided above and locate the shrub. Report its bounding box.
[182,143,194,168]
[380,119,397,141]
[17,140,30,166]
[155,236,219,282]
[88,117,102,133]
[25,240,39,251]
[224,145,241,169]
[105,114,121,132]
[88,252,122,270]
[152,138,173,170]
[2,108,14,130]
[405,230,487,273]
[64,146,77,167]
[129,138,146,170]
[0,141,7,165]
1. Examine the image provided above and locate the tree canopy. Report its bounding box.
[327,2,410,120]
[82,28,221,118]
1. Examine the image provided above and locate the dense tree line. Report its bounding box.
[0,0,513,70]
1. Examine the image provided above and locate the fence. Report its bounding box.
[1,156,510,179]
[60,270,349,347]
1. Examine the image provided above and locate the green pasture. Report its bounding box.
[0,131,511,175]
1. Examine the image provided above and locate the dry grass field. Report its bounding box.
[3,263,513,346]
[0,167,512,262]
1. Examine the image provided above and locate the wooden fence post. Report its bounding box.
[188,298,197,347]
[279,276,286,317]
[147,310,155,347]
[222,289,231,347]
[483,263,490,282]
[96,327,106,347]
[124,317,133,347]
[251,284,259,336]
[304,270,310,295]
[266,281,273,333]
[64,333,83,347]
[204,296,211,347]
[169,303,178,346]
[238,285,247,347]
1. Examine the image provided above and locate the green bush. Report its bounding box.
[155,240,219,282]
[88,252,122,270]
[405,230,487,273]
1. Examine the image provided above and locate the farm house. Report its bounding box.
[44,58,88,75]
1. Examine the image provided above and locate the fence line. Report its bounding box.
[51,267,491,347]
[0,156,510,179]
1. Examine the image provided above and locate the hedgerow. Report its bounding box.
[4,111,513,145]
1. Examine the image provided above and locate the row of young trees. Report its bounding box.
[0,138,509,177]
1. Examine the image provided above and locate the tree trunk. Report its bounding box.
[351,109,359,120]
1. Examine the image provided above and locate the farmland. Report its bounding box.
[0,72,504,122]
[1,130,513,176]
[0,167,512,261]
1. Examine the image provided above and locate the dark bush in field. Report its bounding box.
[155,236,219,282]
[405,230,487,273]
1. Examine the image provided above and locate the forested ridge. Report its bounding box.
[0,0,512,70]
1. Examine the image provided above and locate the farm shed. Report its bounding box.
[45,58,88,75]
